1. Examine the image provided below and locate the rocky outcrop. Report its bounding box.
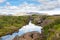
[13,31,41,40]
[13,15,60,40]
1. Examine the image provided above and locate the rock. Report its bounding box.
[13,31,41,40]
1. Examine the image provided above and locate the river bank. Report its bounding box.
[1,21,42,40]
[0,16,30,37]
[31,15,60,40]
[13,31,41,40]
[0,15,60,40]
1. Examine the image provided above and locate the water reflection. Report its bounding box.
[1,21,42,40]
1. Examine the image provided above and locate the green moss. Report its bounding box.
[0,16,29,37]
[31,15,60,40]
[43,16,60,40]
[47,24,60,40]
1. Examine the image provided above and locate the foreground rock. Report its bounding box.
[13,31,41,40]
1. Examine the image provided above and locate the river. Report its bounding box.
[0,21,42,40]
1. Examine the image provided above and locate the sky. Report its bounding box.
[0,0,60,15]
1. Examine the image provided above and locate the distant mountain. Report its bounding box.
[27,12,48,15]
[0,12,60,16]
[12,12,49,16]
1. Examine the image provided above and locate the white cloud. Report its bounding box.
[0,2,41,15]
[38,10,60,15]
[6,2,11,6]
[24,0,60,10]
[18,2,40,12]
[0,0,6,3]
[35,0,60,10]
[0,1,60,15]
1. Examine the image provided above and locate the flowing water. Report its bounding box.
[0,21,42,40]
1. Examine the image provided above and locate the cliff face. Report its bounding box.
[13,31,41,40]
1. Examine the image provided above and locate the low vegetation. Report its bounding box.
[0,16,29,37]
[0,14,60,40]
[44,16,60,40]
[32,15,60,40]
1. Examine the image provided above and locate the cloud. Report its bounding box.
[0,2,41,15]
[35,0,60,10]
[6,2,11,6]
[0,0,6,3]
[18,2,40,12]
[0,1,60,15]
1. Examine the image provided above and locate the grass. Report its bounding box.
[0,16,29,37]
[47,24,60,40]
[31,15,60,40]
[0,15,60,40]
[43,16,60,40]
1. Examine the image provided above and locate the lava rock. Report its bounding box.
[13,31,41,40]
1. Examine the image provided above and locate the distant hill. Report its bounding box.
[0,12,60,16]
[12,12,49,16]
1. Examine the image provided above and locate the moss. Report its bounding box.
[31,15,60,40]
[47,24,60,40]
[0,16,29,37]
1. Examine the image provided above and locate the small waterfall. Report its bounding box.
[29,21,32,25]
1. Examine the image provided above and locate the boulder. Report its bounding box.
[13,31,41,40]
